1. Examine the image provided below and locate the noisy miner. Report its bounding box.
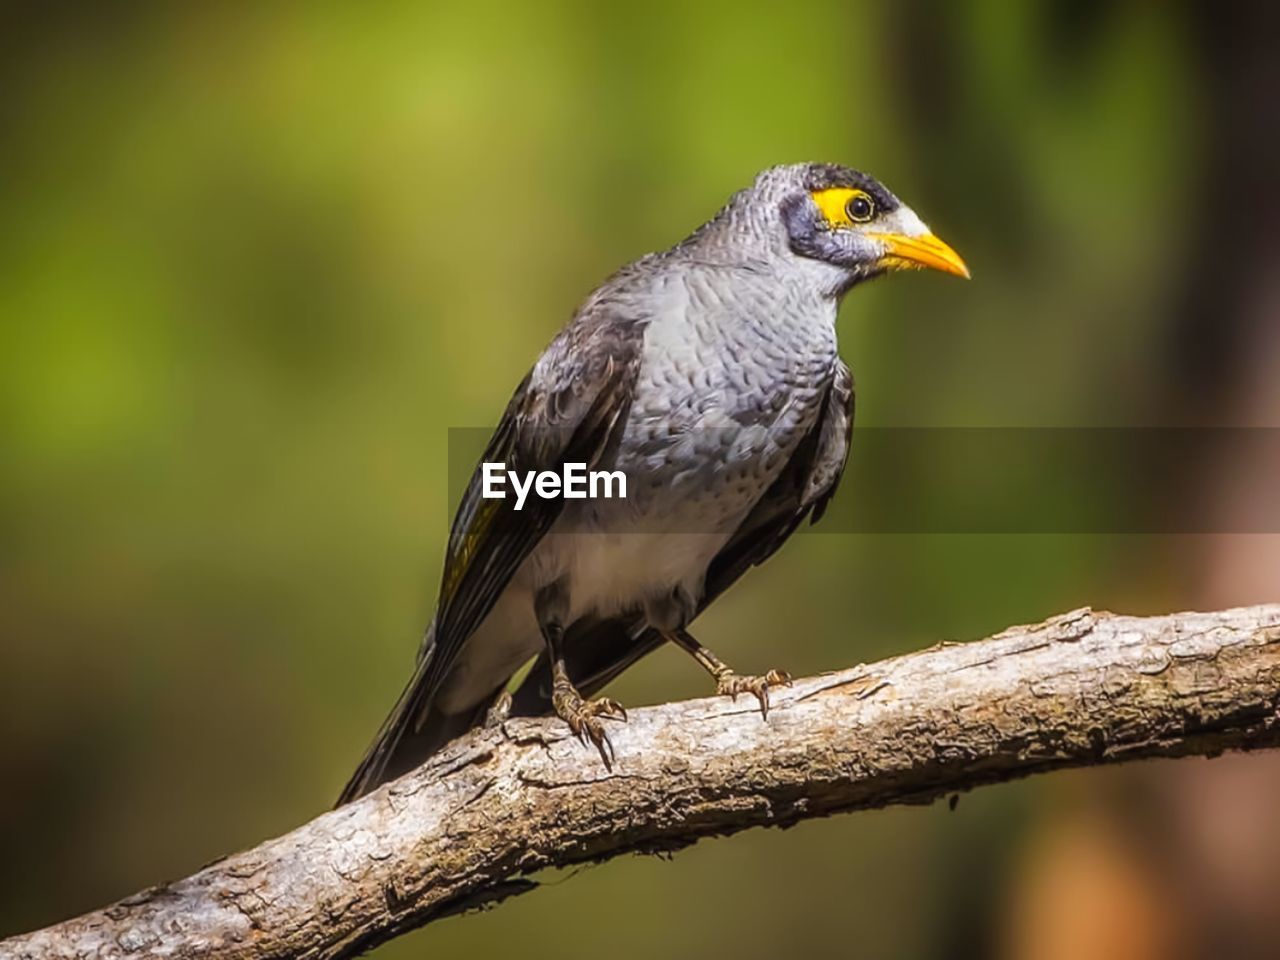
[339,162,968,804]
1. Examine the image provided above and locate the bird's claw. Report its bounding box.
[716,668,792,718]
[552,690,627,769]
[483,690,513,728]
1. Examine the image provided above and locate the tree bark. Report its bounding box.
[5,604,1280,960]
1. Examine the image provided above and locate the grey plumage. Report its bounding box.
[338,162,967,804]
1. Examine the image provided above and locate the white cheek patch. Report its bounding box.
[882,205,930,239]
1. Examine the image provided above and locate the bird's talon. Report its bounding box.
[596,697,627,721]
[484,690,513,728]
[716,668,791,718]
[553,688,627,766]
[580,716,614,769]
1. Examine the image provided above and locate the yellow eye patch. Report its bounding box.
[811,187,873,228]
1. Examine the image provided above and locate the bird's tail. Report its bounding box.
[337,656,427,806]
[336,648,495,807]
[338,617,663,806]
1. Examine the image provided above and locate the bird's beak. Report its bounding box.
[869,231,971,279]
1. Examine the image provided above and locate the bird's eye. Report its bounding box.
[846,193,874,223]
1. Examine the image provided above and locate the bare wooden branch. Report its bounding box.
[5,604,1280,960]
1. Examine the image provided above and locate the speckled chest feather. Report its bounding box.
[607,262,839,531]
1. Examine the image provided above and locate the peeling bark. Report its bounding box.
[4,604,1280,960]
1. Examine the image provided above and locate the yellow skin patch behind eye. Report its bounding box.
[810,187,871,228]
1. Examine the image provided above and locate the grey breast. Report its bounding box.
[590,258,840,536]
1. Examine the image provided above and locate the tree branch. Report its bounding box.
[5,604,1280,959]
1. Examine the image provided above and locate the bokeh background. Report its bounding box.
[3,2,1279,958]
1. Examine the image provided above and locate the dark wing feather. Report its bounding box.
[427,346,637,695]
[508,360,855,714]
[337,314,644,804]
[702,359,854,599]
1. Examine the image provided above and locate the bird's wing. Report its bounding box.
[337,310,645,804]
[508,359,855,712]
[428,315,645,684]
[701,357,854,596]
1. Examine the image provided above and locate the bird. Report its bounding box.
[338,162,968,804]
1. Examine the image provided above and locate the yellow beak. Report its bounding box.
[869,231,971,279]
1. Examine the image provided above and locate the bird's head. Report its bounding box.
[703,162,970,296]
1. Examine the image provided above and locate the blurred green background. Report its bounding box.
[3,3,1278,959]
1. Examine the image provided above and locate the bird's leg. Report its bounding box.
[536,584,627,767]
[549,655,628,768]
[667,628,791,718]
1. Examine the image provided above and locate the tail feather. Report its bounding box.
[340,614,665,806]
[337,659,503,806]
[337,657,429,805]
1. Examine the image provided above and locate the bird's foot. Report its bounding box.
[715,668,792,718]
[551,686,627,768]
[483,690,513,728]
